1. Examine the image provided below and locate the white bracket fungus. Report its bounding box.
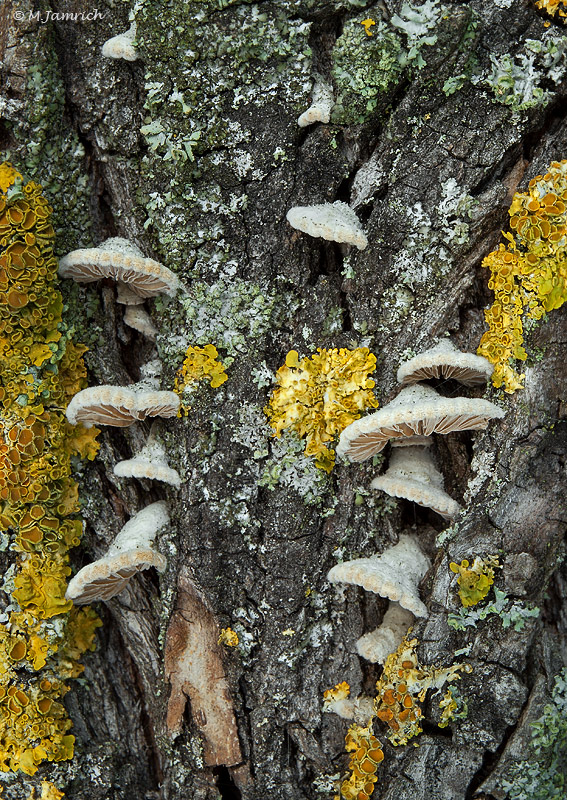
[397,340,494,386]
[66,384,180,427]
[286,201,368,250]
[336,384,505,462]
[355,602,415,664]
[66,501,169,604]
[165,574,242,767]
[371,445,461,520]
[123,305,158,340]
[327,535,431,618]
[114,430,181,487]
[101,23,138,61]
[297,77,334,127]
[59,237,180,300]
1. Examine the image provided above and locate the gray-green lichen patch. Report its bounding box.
[1,29,92,254]
[331,13,404,125]
[498,669,567,800]
[331,0,449,125]
[134,0,312,279]
[476,31,567,112]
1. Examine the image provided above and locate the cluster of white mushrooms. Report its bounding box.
[59,238,182,604]
[326,341,505,663]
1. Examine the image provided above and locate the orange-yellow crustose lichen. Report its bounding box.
[478,159,567,392]
[374,637,471,746]
[535,0,567,20]
[449,555,500,608]
[265,348,378,472]
[174,343,228,412]
[0,163,101,776]
[339,722,384,800]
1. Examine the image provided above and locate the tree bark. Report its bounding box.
[1,1,566,799]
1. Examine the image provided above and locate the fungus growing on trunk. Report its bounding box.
[66,385,180,428]
[59,237,180,300]
[297,77,334,127]
[65,502,169,604]
[165,573,242,767]
[322,681,374,721]
[327,535,431,618]
[114,430,181,487]
[336,384,505,462]
[356,602,415,664]
[370,445,461,520]
[123,305,158,340]
[102,24,138,61]
[397,340,493,386]
[286,201,368,249]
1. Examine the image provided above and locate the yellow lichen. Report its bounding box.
[478,159,567,392]
[218,627,239,647]
[0,162,100,777]
[265,348,378,472]
[339,723,383,800]
[449,555,500,607]
[27,780,66,800]
[374,637,471,746]
[360,18,376,36]
[535,0,567,19]
[174,343,228,412]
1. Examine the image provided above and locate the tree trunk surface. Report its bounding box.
[1,1,566,799]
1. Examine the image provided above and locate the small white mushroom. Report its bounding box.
[66,385,180,428]
[123,305,158,340]
[59,237,179,300]
[66,501,169,604]
[327,535,431,618]
[371,445,461,520]
[102,23,138,61]
[297,77,334,127]
[355,602,415,664]
[286,201,368,250]
[114,431,181,488]
[397,340,494,387]
[336,384,505,462]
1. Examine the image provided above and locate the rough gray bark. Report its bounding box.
[1,1,566,799]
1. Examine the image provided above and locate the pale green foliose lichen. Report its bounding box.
[478,33,567,112]
[498,669,567,800]
[447,587,540,631]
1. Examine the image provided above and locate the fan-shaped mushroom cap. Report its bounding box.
[66,501,169,604]
[123,305,158,340]
[336,384,505,462]
[356,602,415,664]
[286,201,368,250]
[65,548,166,604]
[371,446,461,520]
[397,340,493,386]
[327,535,431,618]
[66,385,180,428]
[102,23,138,61]
[59,237,180,300]
[297,77,334,127]
[114,434,181,488]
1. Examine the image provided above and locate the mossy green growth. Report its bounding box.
[331,16,403,124]
[500,669,567,800]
